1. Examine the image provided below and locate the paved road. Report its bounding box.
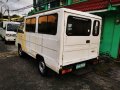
[0,37,17,53]
[0,38,120,90]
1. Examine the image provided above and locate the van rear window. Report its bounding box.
[66,16,91,36]
[93,20,100,36]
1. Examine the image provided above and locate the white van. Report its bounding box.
[16,8,102,76]
[0,21,20,42]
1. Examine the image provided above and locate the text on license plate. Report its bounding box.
[76,63,86,69]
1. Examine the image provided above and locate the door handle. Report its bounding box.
[86,40,90,43]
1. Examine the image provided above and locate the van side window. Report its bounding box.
[38,16,47,34]
[26,18,36,32]
[93,20,100,36]
[38,14,58,35]
[66,16,91,36]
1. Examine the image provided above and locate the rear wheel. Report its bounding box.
[38,60,48,76]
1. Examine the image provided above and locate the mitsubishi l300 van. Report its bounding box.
[16,8,102,76]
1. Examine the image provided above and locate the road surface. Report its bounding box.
[0,37,120,90]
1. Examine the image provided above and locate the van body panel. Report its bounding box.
[16,8,102,74]
[89,36,101,59]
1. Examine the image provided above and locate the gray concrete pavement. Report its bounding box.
[0,37,120,90]
[0,37,17,53]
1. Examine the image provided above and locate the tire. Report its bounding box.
[18,46,24,57]
[38,60,48,76]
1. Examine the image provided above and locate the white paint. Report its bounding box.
[16,8,102,74]
[87,9,108,13]
[0,21,20,41]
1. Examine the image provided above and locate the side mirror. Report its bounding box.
[17,29,24,33]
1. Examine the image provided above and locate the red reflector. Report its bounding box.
[62,69,72,74]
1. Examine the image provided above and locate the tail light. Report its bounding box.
[61,69,72,74]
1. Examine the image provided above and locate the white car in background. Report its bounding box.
[0,21,20,43]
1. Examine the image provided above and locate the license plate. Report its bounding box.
[76,63,86,69]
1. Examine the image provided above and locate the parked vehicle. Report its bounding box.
[16,8,102,76]
[0,21,20,42]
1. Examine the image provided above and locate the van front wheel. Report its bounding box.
[18,46,24,57]
[39,60,47,76]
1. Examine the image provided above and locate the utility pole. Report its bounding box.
[1,5,10,21]
[0,0,10,21]
[7,8,10,21]
[1,5,4,22]
[0,1,4,22]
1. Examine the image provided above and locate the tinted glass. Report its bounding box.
[93,20,100,36]
[47,14,58,35]
[38,14,58,35]
[26,19,31,32]
[26,17,36,32]
[7,24,19,31]
[66,16,91,36]
[38,16,47,33]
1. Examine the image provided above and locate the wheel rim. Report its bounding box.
[39,61,45,73]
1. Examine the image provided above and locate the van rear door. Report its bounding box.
[63,13,92,66]
[89,20,101,59]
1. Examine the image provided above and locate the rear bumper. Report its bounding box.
[59,58,98,74]
[5,36,16,41]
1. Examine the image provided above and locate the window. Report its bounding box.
[93,20,100,36]
[38,14,58,35]
[66,16,91,36]
[26,17,36,32]
[7,24,20,31]
[38,16,47,33]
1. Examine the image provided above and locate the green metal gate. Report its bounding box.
[99,12,120,58]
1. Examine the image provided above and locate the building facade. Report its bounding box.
[32,0,120,59]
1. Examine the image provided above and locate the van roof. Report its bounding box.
[62,8,101,19]
[26,8,101,19]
